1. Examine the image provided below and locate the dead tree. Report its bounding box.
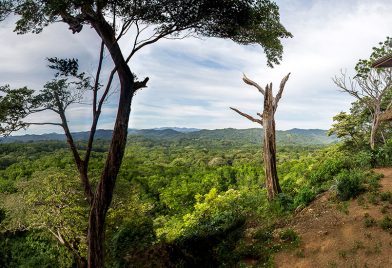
[230,73,290,200]
[333,69,392,150]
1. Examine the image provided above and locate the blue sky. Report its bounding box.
[0,0,391,134]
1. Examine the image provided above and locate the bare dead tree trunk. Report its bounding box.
[231,73,290,201]
[263,84,281,199]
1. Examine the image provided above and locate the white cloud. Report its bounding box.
[4,0,392,135]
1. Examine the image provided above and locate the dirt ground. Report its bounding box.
[274,168,392,268]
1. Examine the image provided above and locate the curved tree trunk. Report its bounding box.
[263,85,281,200]
[87,18,135,268]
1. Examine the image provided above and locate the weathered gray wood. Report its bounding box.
[231,73,290,200]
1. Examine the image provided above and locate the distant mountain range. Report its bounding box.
[0,128,338,146]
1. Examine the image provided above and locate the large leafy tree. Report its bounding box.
[0,1,291,266]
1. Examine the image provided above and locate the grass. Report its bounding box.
[365,241,382,255]
[337,201,349,215]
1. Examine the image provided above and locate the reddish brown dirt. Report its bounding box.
[274,168,392,268]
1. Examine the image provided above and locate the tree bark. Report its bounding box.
[263,85,281,200]
[86,17,135,268]
[370,115,380,150]
[370,106,381,150]
[231,74,289,201]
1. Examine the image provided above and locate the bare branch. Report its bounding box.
[27,122,63,126]
[230,107,263,125]
[274,72,291,108]
[93,41,105,115]
[242,73,265,95]
[134,77,149,92]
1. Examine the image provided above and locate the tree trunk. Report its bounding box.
[86,18,135,268]
[263,86,281,200]
[370,114,380,150]
[75,255,88,268]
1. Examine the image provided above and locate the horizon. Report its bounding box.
[0,0,391,135]
[5,127,330,137]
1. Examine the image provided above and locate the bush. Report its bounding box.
[363,213,376,227]
[380,216,392,232]
[335,170,364,201]
[294,187,316,207]
[380,191,392,202]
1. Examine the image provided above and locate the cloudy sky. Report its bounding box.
[0,0,391,134]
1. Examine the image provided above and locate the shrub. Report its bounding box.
[363,213,376,227]
[294,187,316,207]
[380,191,392,202]
[335,170,364,201]
[279,228,300,246]
[380,216,392,232]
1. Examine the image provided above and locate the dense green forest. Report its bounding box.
[0,126,391,267]
[0,0,390,266]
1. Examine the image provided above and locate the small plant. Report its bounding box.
[337,201,349,215]
[357,195,366,206]
[350,240,365,254]
[367,176,381,193]
[364,213,376,227]
[295,249,305,258]
[365,241,382,255]
[368,192,379,205]
[381,205,389,214]
[338,249,347,259]
[279,228,300,246]
[380,216,392,232]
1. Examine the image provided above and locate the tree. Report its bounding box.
[328,100,370,148]
[230,73,290,200]
[0,1,291,266]
[1,168,89,267]
[333,38,392,150]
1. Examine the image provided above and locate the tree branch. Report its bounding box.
[274,72,291,109]
[230,107,263,125]
[27,122,63,126]
[242,73,265,95]
[93,41,105,115]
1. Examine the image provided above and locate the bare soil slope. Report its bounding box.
[275,168,392,268]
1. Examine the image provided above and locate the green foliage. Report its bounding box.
[380,191,392,202]
[355,37,392,77]
[279,228,300,245]
[109,217,155,268]
[0,131,376,266]
[335,169,365,201]
[2,0,292,67]
[294,186,316,207]
[0,231,73,268]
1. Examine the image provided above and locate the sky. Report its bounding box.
[0,0,391,135]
